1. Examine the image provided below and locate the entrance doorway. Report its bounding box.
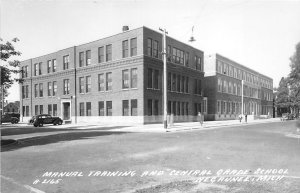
[62,102,70,120]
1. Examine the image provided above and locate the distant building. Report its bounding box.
[20,26,205,124]
[4,101,20,113]
[204,53,273,121]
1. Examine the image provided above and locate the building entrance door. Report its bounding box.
[62,102,70,120]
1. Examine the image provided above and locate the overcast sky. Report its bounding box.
[1,0,300,102]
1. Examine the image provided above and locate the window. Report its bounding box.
[35,105,38,115]
[233,83,237,95]
[217,61,222,73]
[154,100,159,115]
[153,40,158,58]
[196,57,202,71]
[185,52,189,66]
[86,50,91,66]
[172,48,184,64]
[217,101,221,113]
[63,55,69,70]
[40,105,43,114]
[48,82,52,96]
[131,99,137,116]
[63,79,70,95]
[148,68,153,88]
[130,38,137,56]
[53,104,57,116]
[154,70,159,89]
[147,38,152,56]
[47,60,51,73]
[86,76,91,93]
[177,75,181,92]
[34,64,38,76]
[79,52,84,67]
[39,83,43,97]
[181,76,185,93]
[98,74,104,91]
[86,102,91,116]
[228,82,232,94]
[122,100,129,116]
[167,72,171,91]
[172,73,176,91]
[185,77,189,93]
[167,45,172,62]
[79,77,84,93]
[106,101,112,116]
[106,72,112,91]
[98,101,104,116]
[52,59,56,72]
[39,62,42,75]
[223,80,228,93]
[48,104,52,115]
[79,103,84,116]
[131,68,137,88]
[122,40,128,58]
[223,63,227,75]
[98,47,104,63]
[106,44,112,62]
[25,85,29,98]
[218,78,222,92]
[53,81,57,96]
[22,86,25,99]
[122,70,129,89]
[148,99,152,116]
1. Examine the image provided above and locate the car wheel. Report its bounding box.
[34,124,38,127]
[11,121,15,124]
[39,122,43,127]
[58,120,63,125]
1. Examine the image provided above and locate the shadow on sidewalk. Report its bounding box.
[1,128,128,152]
[1,125,125,136]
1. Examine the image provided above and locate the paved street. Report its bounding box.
[1,120,300,193]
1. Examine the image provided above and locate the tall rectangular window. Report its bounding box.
[79,77,84,93]
[52,59,56,72]
[106,72,112,91]
[48,104,52,116]
[167,72,171,91]
[177,75,181,92]
[106,101,112,116]
[79,102,84,116]
[48,82,52,96]
[185,77,189,93]
[34,64,38,76]
[131,99,137,116]
[86,50,91,66]
[148,99,152,116]
[47,60,51,73]
[39,62,42,75]
[167,45,171,62]
[153,40,158,58]
[122,100,129,116]
[106,44,112,62]
[122,70,129,89]
[39,105,43,114]
[53,81,57,96]
[98,74,104,91]
[63,55,69,70]
[22,86,25,99]
[185,52,189,67]
[25,85,29,98]
[172,74,176,91]
[218,78,222,92]
[154,100,159,115]
[147,38,152,56]
[86,102,91,116]
[98,47,104,63]
[63,79,70,95]
[35,105,38,115]
[53,104,57,116]
[39,83,43,97]
[86,76,91,93]
[79,52,84,67]
[98,101,104,116]
[122,40,128,58]
[131,68,137,88]
[25,66,28,77]
[181,76,185,93]
[154,70,159,89]
[148,68,153,88]
[130,38,137,56]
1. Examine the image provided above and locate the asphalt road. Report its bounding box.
[1,121,300,193]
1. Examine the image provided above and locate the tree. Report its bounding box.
[275,77,291,115]
[0,38,22,117]
[288,42,300,116]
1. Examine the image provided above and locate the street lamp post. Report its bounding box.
[159,28,168,129]
[241,80,244,116]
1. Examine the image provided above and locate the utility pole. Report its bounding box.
[159,28,168,129]
[241,80,244,115]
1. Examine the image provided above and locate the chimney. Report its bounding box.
[122,26,129,32]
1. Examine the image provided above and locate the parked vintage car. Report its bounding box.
[1,114,19,124]
[33,114,63,127]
